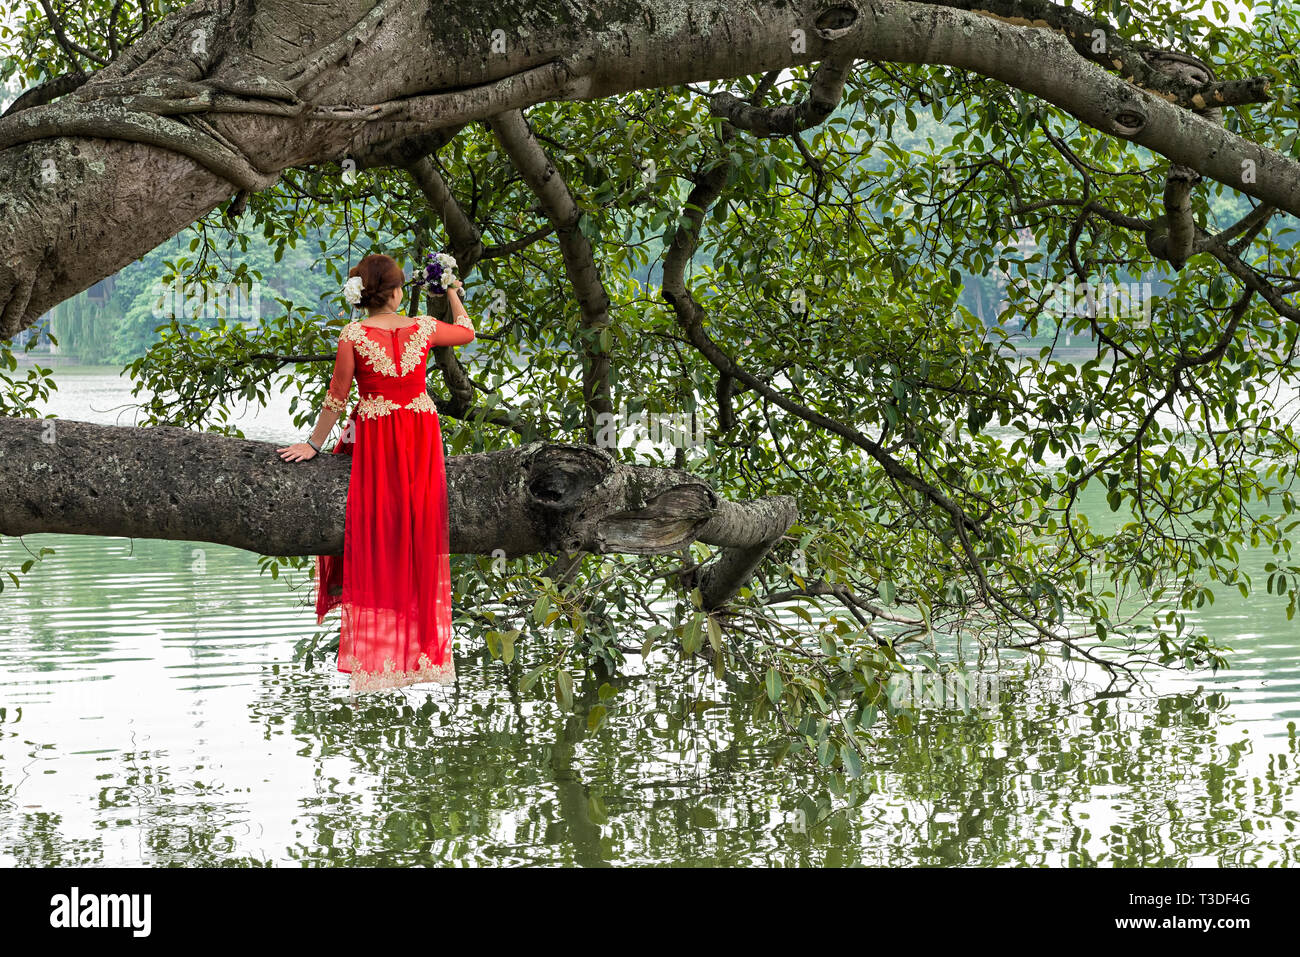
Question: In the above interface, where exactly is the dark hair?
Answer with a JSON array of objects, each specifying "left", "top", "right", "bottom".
[{"left": 348, "top": 254, "right": 405, "bottom": 309}]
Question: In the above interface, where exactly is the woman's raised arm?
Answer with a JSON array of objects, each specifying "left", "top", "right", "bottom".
[
  {"left": 430, "top": 283, "right": 475, "bottom": 346},
  {"left": 431, "top": 317, "right": 475, "bottom": 347}
]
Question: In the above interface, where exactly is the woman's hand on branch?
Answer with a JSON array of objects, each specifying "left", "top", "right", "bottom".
[{"left": 277, "top": 442, "right": 319, "bottom": 462}]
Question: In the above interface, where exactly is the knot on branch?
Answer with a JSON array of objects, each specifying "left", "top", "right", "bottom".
[
  {"left": 815, "top": 3, "right": 858, "bottom": 40},
  {"left": 522, "top": 442, "right": 614, "bottom": 509},
  {"left": 1143, "top": 50, "right": 1215, "bottom": 88},
  {"left": 1111, "top": 100, "right": 1147, "bottom": 136},
  {"left": 1146, "top": 49, "right": 1223, "bottom": 124}
]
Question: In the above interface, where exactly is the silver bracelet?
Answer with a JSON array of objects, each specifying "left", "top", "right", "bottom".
[{"left": 306, "top": 438, "right": 322, "bottom": 453}]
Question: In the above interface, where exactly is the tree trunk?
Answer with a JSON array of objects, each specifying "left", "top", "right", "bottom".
[{"left": 0, "top": 417, "right": 796, "bottom": 609}]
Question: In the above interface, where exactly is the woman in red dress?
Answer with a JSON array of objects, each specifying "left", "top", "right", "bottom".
[{"left": 277, "top": 254, "right": 476, "bottom": 692}]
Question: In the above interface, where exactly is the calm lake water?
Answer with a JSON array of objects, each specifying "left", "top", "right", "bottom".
[{"left": 1, "top": 365, "right": 1298, "bottom": 865}]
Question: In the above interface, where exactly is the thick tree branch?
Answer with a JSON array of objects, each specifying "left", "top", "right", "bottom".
[
  {"left": 707, "top": 50, "right": 859, "bottom": 136},
  {"left": 940, "top": 0, "right": 1270, "bottom": 109},
  {"left": 0, "top": 418, "right": 796, "bottom": 610},
  {"left": 486, "top": 108, "right": 615, "bottom": 440},
  {"left": 1148, "top": 51, "right": 1223, "bottom": 269}
]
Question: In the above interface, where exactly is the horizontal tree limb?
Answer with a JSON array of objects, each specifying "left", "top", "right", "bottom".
[{"left": 0, "top": 417, "right": 797, "bottom": 609}]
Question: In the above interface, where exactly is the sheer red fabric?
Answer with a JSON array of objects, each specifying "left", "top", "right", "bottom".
[{"left": 314, "top": 315, "right": 475, "bottom": 692}]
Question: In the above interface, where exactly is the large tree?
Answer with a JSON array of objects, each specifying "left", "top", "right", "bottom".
[{"left": 2, "top": 0, "right": 1300, "bottom": 789}]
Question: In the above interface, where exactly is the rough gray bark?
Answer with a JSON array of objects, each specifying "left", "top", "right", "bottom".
[
  {"left": 487, "top": 108, "right": 614, "bottom": 442},
  {"left": 1147, "top": 51, "right": 1224, "bottom": 270},
  {"left": 2, "top": 0, "right": 1297, "bottom": 337},
  {"left": 0, "top": 417, "right": 796, "bottom": 609}
]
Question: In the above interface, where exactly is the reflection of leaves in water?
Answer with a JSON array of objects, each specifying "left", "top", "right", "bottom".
[
  {"left": 870, "top": 671, "right": 1300, "bottom": 866},
  {"left": 0, "top": 705, "right": 273, "bottom": 867},
  {"left": 4, "top": 650, "right": 1298, "bottom": 865},
  {"left": 233, "top": 649, "right": 1300, "bottom": 866}
]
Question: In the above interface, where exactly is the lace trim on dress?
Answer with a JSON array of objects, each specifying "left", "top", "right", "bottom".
[
  {"left": 355, "top": 395, "right": 402, "bottom": 419},
  {"left": 354, "top": 392, "right": 438, "bottom": 420},
  {"left": 342, "top": 323, "right": 397, "bottom": 376},
  {"left": 406, "top": 392, "right": 437, "bottom": 414},
  {"left": 342, "top": 651, "right": 456, "bottom": 691},
  {"left": 322, "top": 392, "right": 348, "bottom": 414},
  {"left": 397, "top": 316, "right": 437, "bottom": 374},
  {"left": 341, "top": 316, "right": 437, "bottom": 378}
]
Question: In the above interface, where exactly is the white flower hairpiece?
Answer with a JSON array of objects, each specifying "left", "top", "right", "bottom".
[{"left": 342, "top": 276, "right": 364, "bottom": 306}]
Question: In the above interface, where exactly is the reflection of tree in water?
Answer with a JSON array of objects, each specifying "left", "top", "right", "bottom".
[
  {"left": 0, "top": 707, "right": 100, "bottom": 865},
  {"left": 6, "top": 655, "right": 1297, "bottom": 865},
  {"left": 866, "top": 671, "right": 1300, "bottom": 866},
  {"left": 247, "top": 649, "right": 852, "bottom": 866},
  {"left": 0, "top": 721, "right": 103, "bottom": 866},
  {"left": 236, "top": 647, "right": 1289, "bottom": 863},
  {"left": 1, "top": 809, "right": 104, "bottom": 867},
  {"left": 243, "top": 648, "right": 1300, "bottom": 866}
]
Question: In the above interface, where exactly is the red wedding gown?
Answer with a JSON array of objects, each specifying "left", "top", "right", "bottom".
[{"left": 314, "top": 314, "right": 475, "bottom": 692}]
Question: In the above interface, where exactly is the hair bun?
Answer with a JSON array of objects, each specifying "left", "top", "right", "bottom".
[{"left": 347, "top": 253, "right": 405, "bottom": 309}]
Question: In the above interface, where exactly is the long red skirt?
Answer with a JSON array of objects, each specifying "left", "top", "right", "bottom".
[{"left": 315, "top": 406, "right": 455, "bottom": 691}]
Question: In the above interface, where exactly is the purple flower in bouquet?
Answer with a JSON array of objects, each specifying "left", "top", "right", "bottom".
[{"left": 412, "top": 251, "right": 459, "bottom": 295}]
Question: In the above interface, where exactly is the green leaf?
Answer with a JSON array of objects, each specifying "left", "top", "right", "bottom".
[
  {"left": 766, "top": 667, "right": 784, "bottom": 703},
  {"left": 681, "top": 613, "right": 704, "bottom": 655},
  {"left": 519, "top": 664, "right": 546, "bottom": 693},
  {"left": 587, "top": 793, "right": 607, "bottom": 825},
  {"left": 555, "top": 670, "right": 574, "bottom": 711},
  {"left": 840, "top": 744, "right": 862, "bottom": 779},
  {"left": 532, "top": 593, "right": 551, "bottom": 627}
]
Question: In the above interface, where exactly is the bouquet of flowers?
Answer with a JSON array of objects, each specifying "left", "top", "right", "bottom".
[{"left": 411, "top": 251, "right": 459, "bottom": 295}]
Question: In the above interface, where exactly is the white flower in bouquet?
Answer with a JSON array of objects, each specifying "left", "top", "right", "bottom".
[{"left": 415, "top": 252, "right": 459, "bottom": 293}]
